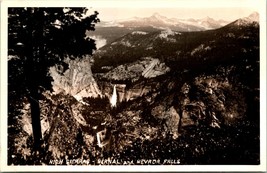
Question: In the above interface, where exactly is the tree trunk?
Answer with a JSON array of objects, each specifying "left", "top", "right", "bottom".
[
  {"left": 28, "top": 88, "right": 42, "bottom": 151},
  {"left": 24, "top": 9, "right": 43, "bottom": 151}
]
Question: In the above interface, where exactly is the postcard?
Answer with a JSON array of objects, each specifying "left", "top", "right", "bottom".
[{"left": 1, "top": 0, "right": 266, "bottom": 172}]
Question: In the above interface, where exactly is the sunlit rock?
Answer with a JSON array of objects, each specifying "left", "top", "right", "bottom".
[{"left": 49, "top": 57, "right": 102, "bottom": 101}]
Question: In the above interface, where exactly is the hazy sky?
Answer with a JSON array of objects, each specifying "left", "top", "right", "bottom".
[
  {"left": 85, "top": 0, "right": 259, "bottom": 21},
  {"left": 1, "top": 0, "right": 260, "bottom": 21},
  {"left": 92, "top": 7, "right": 257, "bottom": 21}
]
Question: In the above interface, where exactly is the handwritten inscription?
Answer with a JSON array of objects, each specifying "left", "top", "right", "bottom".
[
  {"left": 136, "top": 159, "right": 161, "bottom": 164},
  {"left": 49, "top": 158, "right": 181, "bottom": 165},
  {"left": 162, "top": 159, "right": 181, "bottom": 164},
  {"left": 49, "top": 159, "right": 64, "bottom": 165},
  {"left": 66, "top": 159, "right": 90, "bottom": 165},
  {"left": 49, "top": 159, "right": 90, "bottom": 165}
]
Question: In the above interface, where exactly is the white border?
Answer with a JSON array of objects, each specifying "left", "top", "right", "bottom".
[
  {"left": 0, "top": 2, "right": 8, "bottom": 171},
  {"left": 1, "top": 0, "right": 266, "bottom": 172},
  {"left": 0, "top": 0, "right": 260, "bottom": 8},
  {"left": 259, "top": 0, "right": 267, "bottom": 170}
]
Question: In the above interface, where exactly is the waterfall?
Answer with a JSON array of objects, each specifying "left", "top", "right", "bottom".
[
  {"left": 110, "top": 85, "right": 117, "bottom": 107},
  {"left": 96, "top": 132, "right": 102, "bottom": 147}
]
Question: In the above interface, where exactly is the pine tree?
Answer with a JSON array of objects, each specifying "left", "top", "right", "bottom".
[{"left": 8, "top": 7, "right": 99, "bottom": 151}]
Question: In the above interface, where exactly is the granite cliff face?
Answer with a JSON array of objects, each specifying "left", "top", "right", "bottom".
[
  {"left": 49, "top": 57, "right": 102, "bottom": 101},
  {"left": 100, "top": 57, "right": 170, "bottom": 81},
  {"left": 49, "top": 56, "right": 170, "bottom": 103},
  {"left": 98, "top": 81, "right": 154, "bottom": 103}
]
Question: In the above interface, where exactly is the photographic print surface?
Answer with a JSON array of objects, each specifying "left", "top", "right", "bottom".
[{"left": 2, "top": 0, "right": 266, "bottom": 171}]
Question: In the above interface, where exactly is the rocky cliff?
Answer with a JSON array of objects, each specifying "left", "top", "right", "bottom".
[
  {"left": 100, "top": 57, "right": 170, "bottom": 81},
  {"left": 49, "top": 56, "right": 170, "bottom": 103},
  {"left": 49, "top": 57, "right": 102, "bottom": 101}
]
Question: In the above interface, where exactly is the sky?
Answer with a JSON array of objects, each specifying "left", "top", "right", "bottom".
[
  {"left": 1, "top": 0, "right": 260, "bottom": 21},
  {"left": 92, "top": 7, "right": 257, "bottom": 21},
  {"left": 84, "top": 0, "right": 259, "bottom": 21}
]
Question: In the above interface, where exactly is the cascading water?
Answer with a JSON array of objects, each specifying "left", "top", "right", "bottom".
[{"left": 110, "top": 85, "right": 117, "bottom": 107}]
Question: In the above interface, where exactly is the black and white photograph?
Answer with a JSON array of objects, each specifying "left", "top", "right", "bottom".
[{"left": 1, "top": 0, "right": 266, "bottom": 172}]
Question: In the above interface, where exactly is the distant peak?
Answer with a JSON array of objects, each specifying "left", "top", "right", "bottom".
[
  {"left": 247, "top": 11, "right": 259, "bottom": 22},
  {"left": 204, "top": 16, "right": 212, "bottom": 19},
  {"left": 249, "top": 11, "right": 259, "bottom": 17},
  {"left": 230, "top": 11, "right": 259, "bottom": 27},
  {"left": 151, "top": 12, "right": 166, "bottom": 19},
  {"left": 236, "top": 11, "right": 259, "bottom": 24},
  {"left": 152, "top": 12, "right": 161, "bottom": 17},
  {"left": 202, "top": 16, "right": 215, "bottom": 21}
]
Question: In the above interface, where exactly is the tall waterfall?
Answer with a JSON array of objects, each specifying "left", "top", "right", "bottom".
[{"left": 110, "top": 85, "right": 117, "bottom": 107}]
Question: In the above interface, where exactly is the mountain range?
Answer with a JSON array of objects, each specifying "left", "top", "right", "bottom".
[
  {"left": 92, "top": 12, "right": 259, "bottom": 72},
  {"left": 87, "top": 12, "right": 258, "bottom": 49},
  {"left": 97, "top": 12, "right": 230, "bottom": 31}
]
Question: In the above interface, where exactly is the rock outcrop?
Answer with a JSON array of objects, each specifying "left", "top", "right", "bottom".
[
  {"left": 49, "top": 57, "right": 102, "bottom": 101},
  {"left": 101, "top": 57, "right": 170, "bottom": 81}
]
